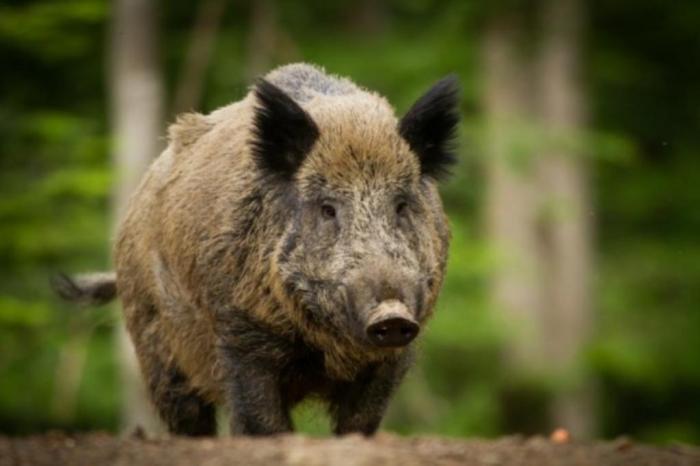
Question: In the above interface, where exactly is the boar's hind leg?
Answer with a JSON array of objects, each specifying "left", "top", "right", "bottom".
[
  {"left": 330, "top": 352, "right": 413, "bottom": 436},
  {"left": 144, "top": 353, "right": 217, "bottom": 436}
]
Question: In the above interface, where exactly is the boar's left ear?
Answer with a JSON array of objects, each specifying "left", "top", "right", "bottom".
[
  {"left": 399, "top": 75, "right": 460, "bottom": 180},
  {"left": 251, "top": 79, "right": 320, "bottom": 179}
]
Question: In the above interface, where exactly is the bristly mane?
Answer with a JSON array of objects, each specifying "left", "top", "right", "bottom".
[{"left": 264, "top": 63, "right": 359, "bottom": 103}]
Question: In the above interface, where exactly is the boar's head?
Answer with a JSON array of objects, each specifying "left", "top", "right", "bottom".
[{"left": 252, "top": 76, "right": 459, "bottom": 350}]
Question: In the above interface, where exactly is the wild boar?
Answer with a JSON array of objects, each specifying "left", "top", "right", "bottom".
[{"left": 54, "top": 63, "right": 459, "bottom": 436}]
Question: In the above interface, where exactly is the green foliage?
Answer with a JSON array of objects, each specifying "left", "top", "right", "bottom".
[{"left": 0, "top": 0, "right": 698, "bottom": 443}]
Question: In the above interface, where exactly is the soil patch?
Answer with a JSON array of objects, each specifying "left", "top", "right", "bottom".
[{"left": 1, "top": 432, "right": 698, "bottom": 466}]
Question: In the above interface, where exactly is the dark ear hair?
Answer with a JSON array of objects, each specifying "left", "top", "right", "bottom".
[
  {"left": 251, "top": 79, "right": 320, "bottom": 179},
  {"left": 399, "top": 75, "right": 460, "bottom": 180}
]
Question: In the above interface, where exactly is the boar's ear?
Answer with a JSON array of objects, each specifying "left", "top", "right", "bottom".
[
  {"left": 399, "top": 75, "right": 460, "bottom": 180},
  {"left": 251, "top": 79, "right": 320, "bottom": 179}
]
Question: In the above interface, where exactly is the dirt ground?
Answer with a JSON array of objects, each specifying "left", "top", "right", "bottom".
[{"left": 1, "top": 432, "right": 698, "bottom": 466}]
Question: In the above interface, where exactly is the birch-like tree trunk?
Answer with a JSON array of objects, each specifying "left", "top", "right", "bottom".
[
  {"left": 482, "top": 17, "right": 546, "bottom": 375},
  {"left": 537, "top": 0, "right": 595, "bottom": 438},
  {"left": 110, "top": 0, "right": 164, "bottom": 433},
  {"left": 483, "top": 2, "right": 595, "bottom": 437}
]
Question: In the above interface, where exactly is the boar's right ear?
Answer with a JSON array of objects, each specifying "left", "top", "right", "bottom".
[{"left": 251, "top": 79, "right": 320, "bottom": 179}]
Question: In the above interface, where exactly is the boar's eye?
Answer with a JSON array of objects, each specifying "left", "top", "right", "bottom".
[
  {"left": 396, "top": 200, "right": 409, "bottom": 217},
  {"left": 321, "top": 204, "right": 337, "bottom": 220}
]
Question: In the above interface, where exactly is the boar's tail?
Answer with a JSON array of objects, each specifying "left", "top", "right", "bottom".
[{"left": 51, "top": 271, "right": 117, "bottom": 306}]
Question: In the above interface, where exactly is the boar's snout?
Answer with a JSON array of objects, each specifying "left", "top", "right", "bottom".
[{"left": 365, "top": 300, "right": 419, "bottom": 348}]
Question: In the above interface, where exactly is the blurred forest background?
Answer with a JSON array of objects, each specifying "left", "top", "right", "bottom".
[{"left": 1, "top": 0, "right": 699, "bottom": 443}]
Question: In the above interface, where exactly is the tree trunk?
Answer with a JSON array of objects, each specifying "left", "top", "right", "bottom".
[
  {"left": 536, "top": 0, "right": 595, "bottom": 438},
  {"left": 245, "top": 0, "right": 277, "bottom": 82},
  {"left": 482, "top": 4, "right": 595, "bottom": 436},
  {"left": 110, "top": 0, "right": 164, "bottom": 434},
  {"left": 172, "top": 0, "right": 227, "bottom": 115},
  {"left": 245, "top": 0, "right": 304, "bottom": 80},
  {"left": 482, "top": 16, "right": 546, "bottom": 375},
  {"left": 50, "top": 318, "right": 91, "bottom": 424},
  {"left": 346, "top": 0, "right": 387, "bottom": 35}
]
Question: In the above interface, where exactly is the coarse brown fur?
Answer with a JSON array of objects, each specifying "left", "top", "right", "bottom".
[{"left": 56, "top": 63, "right": 459, "bottom": 436}]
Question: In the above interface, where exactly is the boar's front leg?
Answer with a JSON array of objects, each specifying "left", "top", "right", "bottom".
[
  {"left": 330, "top": 350, "right": 413, "bottom": 436},
  {"left": 225, "top": 354, "right": 292, "bottom": 435},
  {"left": 217, "top": 312, "right": 293, "bottom": 436}
]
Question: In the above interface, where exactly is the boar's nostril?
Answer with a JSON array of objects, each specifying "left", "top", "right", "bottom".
[{"left": 366, "top": 317, "right": 419, "bottom": 348}]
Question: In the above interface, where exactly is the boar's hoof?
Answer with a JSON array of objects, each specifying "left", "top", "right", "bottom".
[{"left": 366, "top": 317, "right": 419, "bottom": 348}]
